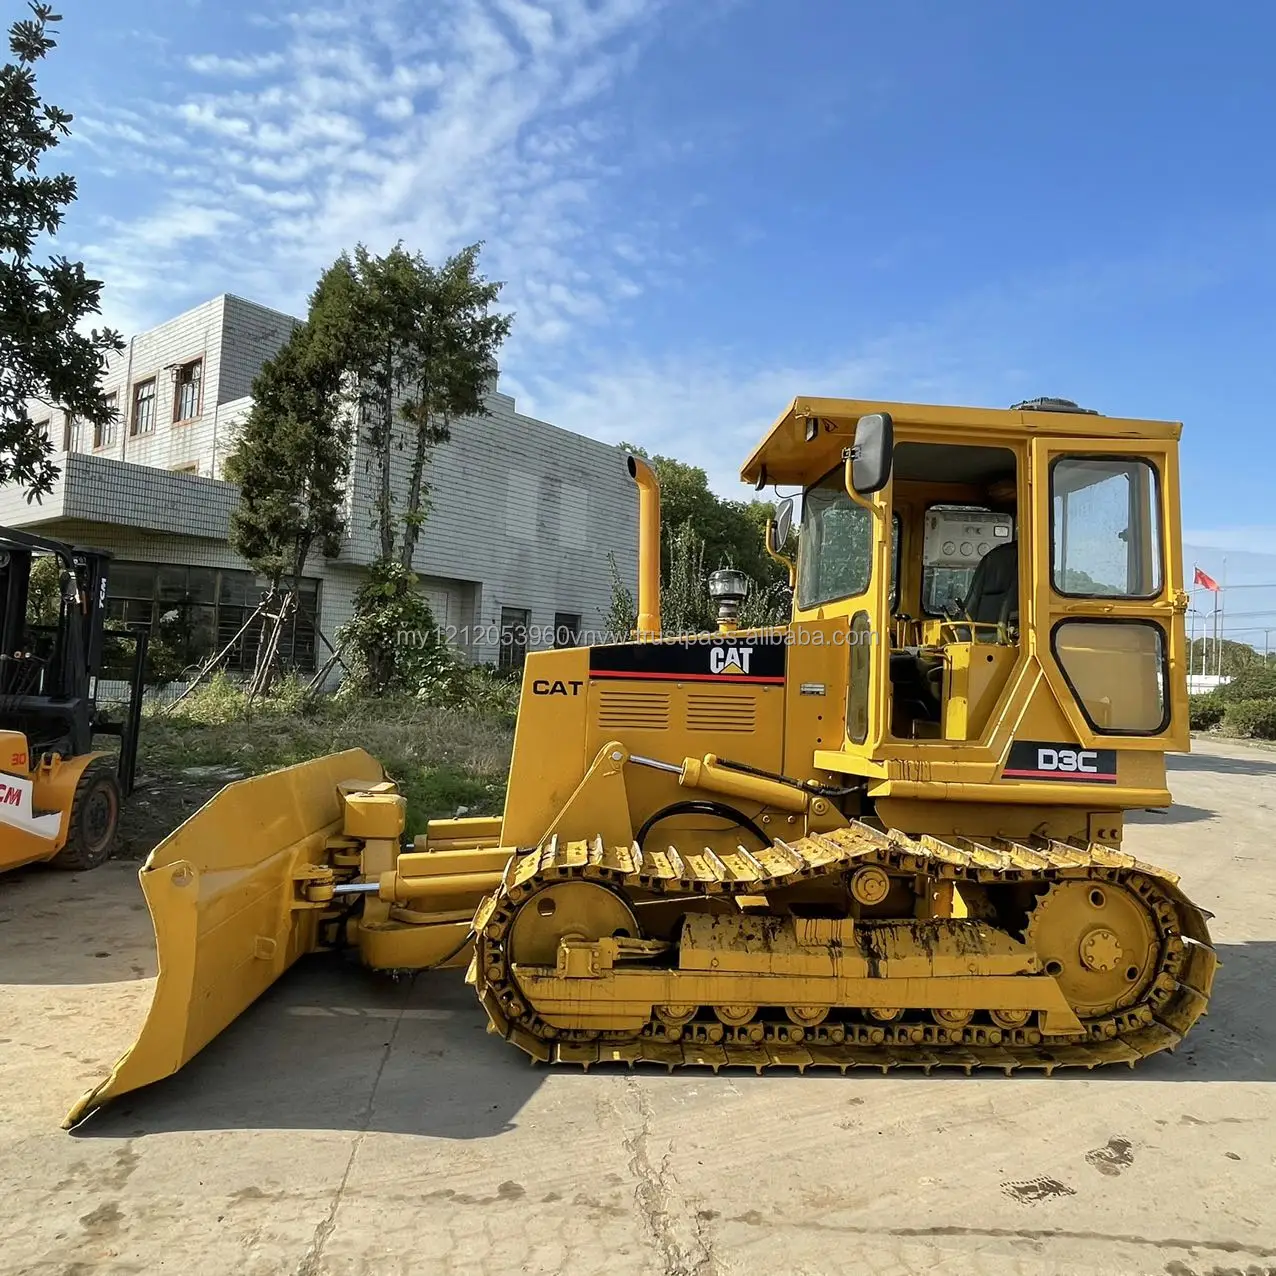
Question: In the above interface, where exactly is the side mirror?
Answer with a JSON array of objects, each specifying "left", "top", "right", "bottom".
[
  {"left": 845, "top": 412, "right": 894, "bottom": 496},
  {"left": 767, "top": 497, "right": 794, "bottom": 554}
]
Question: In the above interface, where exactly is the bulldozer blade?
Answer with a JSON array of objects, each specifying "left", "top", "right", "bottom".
[{"left": 64, "top": 748, "right": 386, "bottom": 1128}]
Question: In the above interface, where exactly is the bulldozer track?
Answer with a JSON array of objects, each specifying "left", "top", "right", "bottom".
[{"left": 471, "top": 821, "right": 1216, "bottom": 1074}]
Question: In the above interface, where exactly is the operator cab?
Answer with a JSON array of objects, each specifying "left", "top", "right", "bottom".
[
  {"left": 795, "top": 438, "right": 1022, "bottom": 740},
  {"left": 749, "top": 395, "right": 1176, "bottom": 758}
]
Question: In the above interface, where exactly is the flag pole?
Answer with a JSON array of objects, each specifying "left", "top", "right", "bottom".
[
  {"left": 1218, "top": 557, "right": 1228, "bottom": 677},
  {"left": 1190, "top": 566, "right": 1198, "bottom": 679},
  {"left": 1212, "top": 586, "right": 1219, "bottom": 680}
]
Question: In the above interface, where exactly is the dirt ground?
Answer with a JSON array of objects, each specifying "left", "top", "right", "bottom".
[{"left": 1, "top": 737, "right": 1274, "bottom": 1276}]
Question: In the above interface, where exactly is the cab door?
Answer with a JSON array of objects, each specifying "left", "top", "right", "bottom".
[
  {"left": 1030, "top": 437, "right": 1189, "bottom": 753},
  {"left": 842, "top": 467, "right": 895, "bottom": 759}
]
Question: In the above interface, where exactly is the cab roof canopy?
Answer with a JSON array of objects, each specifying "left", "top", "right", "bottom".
[{"left": 738, "top": 396, "right": 1182, "bottom": 490}]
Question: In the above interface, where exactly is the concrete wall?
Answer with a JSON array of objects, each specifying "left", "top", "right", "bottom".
[
  {"left": 16, "top": 294, "right": 639, "bottom": 674},
  {"left": 31, "top": 296, "right": 295, "bottom": 481},
  {"left": 341, "top": 389, "right": 637, "bottom": 660}
]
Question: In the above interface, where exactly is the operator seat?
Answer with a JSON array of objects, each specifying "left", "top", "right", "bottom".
[{"left": 963, "top": 541, "right": 1018, "bottom": 627}]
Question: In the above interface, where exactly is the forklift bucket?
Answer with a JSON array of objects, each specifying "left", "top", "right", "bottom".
[{"left": 64, "top": 748, "right": 386, "bottom": 1128}]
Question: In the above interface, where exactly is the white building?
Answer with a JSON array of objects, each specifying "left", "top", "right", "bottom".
[{"left": 3, "top": 294, "right": 638, "bottom": 680}]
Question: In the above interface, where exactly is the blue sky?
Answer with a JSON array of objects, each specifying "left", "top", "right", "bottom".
[{"left": 32, "top": 0, "right": 1276, "bottom": 628}]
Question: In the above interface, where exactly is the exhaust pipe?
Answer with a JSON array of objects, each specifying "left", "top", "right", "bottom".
[{"left": 626, "top": 454, "right": 661, "bottom": 638}]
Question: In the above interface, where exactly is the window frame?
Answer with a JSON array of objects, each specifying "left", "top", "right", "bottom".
[
  {"left": 1049, "top": 616, "right": 1171, "bottom": 736},
  {"left": 1048, "top": 454, "right": 1163, "bottom": 601},
  {"left": 553, "top": 612, "right": 582, "bottom": 649},
  {"left": 131, "top": 378, "right": 157, "bottom": 437},
  {"left": 95, "top": 392, "right": 119, "bottom": 450},
  {"left": 888, "top": 513, "right": 901, "bottom": 613},
  {"left": 796, "top": 462, "right": 874, "bottom": 611},
  {"left": 173, "top": 358, "right": 203, "bottom": 424},
  {"left": 498, "top": 606, "right": 530, "bottom": 672}
]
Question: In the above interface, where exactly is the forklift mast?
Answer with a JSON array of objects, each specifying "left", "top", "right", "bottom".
[{"left": 0, "top": 526, "right": 145, "bottom": 795}]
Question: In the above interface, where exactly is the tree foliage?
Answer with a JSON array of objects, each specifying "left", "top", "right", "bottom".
[
  {"left": 341, "top": 242, "right": 513, "bottom": 569},
  {"left": 616, "top": 445, "right": 795, "bottom": 634},
  {"left": 334, "top": 241, "right": 512, "bottom": 692},
  {"left": 1188, "top": 636, "right": 1272, "bottom": 679},
  {"left": 0, "top": 3, "right": 122, "bottom": 498},
  {"left": 622, "top": 445, "right": 790, "bottom": 590},
  {"left": 224, "top": 261, "right": 354, "bottom": 590}
]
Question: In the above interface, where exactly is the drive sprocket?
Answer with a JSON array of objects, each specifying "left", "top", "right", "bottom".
[{"left": 1022, "top": 878, "right": 1160, "bottom": 1018}]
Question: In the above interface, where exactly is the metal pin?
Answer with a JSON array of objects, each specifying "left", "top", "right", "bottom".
[{"left": 629, "top": 753, "right": 683, "bottom": 775}]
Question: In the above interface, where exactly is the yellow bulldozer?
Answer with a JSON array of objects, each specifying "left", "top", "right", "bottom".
[{"left": 65, "top": 394, "right": 1215, "bottom": 1128}]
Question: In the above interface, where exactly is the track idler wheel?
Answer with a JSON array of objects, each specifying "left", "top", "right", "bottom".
[
  {"left": 1024, "top": 879, "right": 1160, "bottom": 1018},
  {"left": 508, "top": 882, "right": 640, "bottom": 965}
]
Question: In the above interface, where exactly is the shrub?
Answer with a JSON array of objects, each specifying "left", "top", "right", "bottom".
[
  {"left": 1221, "top": 698, "right": 1276, "bottom": 740},
  {"left": 1218, "top": 666, "right": 1276, "bottom": 703},
  {"left": 1189, "top": 692, "right": 1226, "bottom": 730},
  {"left": 339, "top": 559, "right": 449, "bottom": 695}
]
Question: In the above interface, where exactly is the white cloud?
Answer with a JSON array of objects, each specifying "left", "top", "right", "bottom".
[
  {"left": 74, "top": 0, "right": 668, "bottom": 345},
  {"left": 187, "top": 52, "right": 286, "bottom": 76},
  {"left": 507, "top": 343, "right": 912, "bottom": 499}
]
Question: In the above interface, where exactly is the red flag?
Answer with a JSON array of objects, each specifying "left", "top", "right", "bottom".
[{"left": 1194, "top": 567, "right": 1220, "bottom": 592}]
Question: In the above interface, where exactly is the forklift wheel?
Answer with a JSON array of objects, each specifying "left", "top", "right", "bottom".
[{"left": 51, "top": 760, "right": 122, "bottom": 872}]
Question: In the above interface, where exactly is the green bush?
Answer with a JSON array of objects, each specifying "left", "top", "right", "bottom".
[
  {"left": 1221, "top": 698, "right": 1276, "bottom": 740},
  {"left": 1189, "top": 692, "right": 1226, "bottom": 730},
  {"left": 1218, "top": 666, "right": 1276, "bottom": 703}
]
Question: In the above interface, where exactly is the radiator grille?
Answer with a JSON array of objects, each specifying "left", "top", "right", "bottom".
[
  {"left": 598, "top": 688, "right": 671, "bottom": 731},
  {"left": 686, "top": 692, "right": 757, "bottom": 733}
]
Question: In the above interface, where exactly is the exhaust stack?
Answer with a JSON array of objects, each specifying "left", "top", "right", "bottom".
[{"left": 626, "top": 454, "right": 661, "bottom": 638}]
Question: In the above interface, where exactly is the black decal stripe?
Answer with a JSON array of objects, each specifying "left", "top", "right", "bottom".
[
  {"left": 590, "top": 669, "right": 785, "bottom": 685},
  {"left": 1002, "top": 768, "right": 1118, "bottom": 783},
  {"left": 590, "top": 638, "right": 786, "bottom": 680}
]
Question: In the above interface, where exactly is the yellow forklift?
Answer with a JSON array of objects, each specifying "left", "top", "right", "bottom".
[{"left": 1, "top": 526, "right": 146, "bottom": 873}]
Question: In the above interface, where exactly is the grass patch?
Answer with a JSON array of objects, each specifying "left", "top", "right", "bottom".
[{"left": 139, "top": 674, "right": 514, "bottom": 836}]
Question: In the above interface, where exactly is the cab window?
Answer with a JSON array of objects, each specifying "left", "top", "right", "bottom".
[
  {"left": 797, "top": 466, "right": 872, "bottom": 608},
  {"left": 1051, "top": 457, "right": 1162, "bottom": 597}
]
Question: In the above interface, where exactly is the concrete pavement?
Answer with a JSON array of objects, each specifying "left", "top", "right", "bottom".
[{"left": 1, "top": 736, "right": 1274, "bottom": 1275}]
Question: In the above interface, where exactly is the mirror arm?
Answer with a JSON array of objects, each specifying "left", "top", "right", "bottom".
[
  {"left": 764, "top": 520, "right": 796, "bottom": 589},
  {"left": 842, "top": 446, "right": 888, "bottom": 518},
  {"left": 842, "top": 465, "right": 886, "bottom": 519}
]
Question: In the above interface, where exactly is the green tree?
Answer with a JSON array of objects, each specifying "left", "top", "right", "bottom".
[
  {"left": 344, "top": 242, "right": 513, "bottom": 569},
  {"left": 337, "top": 242, "right": 512, "bottom": 691},
  {"left": 618, "top": 444, "right": 795, "bottom": 632},
  {"left": 1189, "top": 636, "right": 1264, "bottom": 679},
  {"left": 621, "top": 445, "right": 790, "bottom": 587},
  {"left": 1, "top": 3, "right": 122, "bottom": 499},
  {"left": 224, "top": 262, "right": 354, "bottom": 593}
]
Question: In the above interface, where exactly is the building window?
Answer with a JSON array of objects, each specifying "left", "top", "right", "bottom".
[
  {"left": 498, "top": 607, "right": 529, "bottom": 672},
  {"left": 171, "top": 463, "right": 199, "bottom": 475},
  {"left": 131, "top": 379, "right": 156, "bottom": 436},
  {"left": 94, "top": 393, "right": 119, "bottom": 449},
  {"left": 104, "top": 562, "right": 320, "bottom": 679},
  {"left": 33, "top": 416, "right": 51, "bottom": 447},
  {"left": 553, "top": 613, "right": 581, "bottom": 648},
  {"left": 173, "top": 359, "right": 203, "bottom": 423}
]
